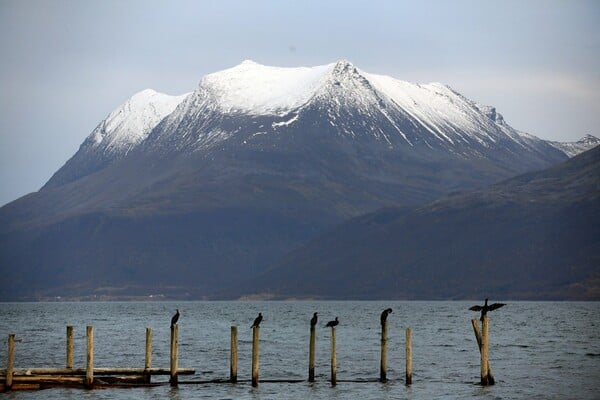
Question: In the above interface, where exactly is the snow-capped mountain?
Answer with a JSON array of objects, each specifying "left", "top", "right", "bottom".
[
  {"left": 44, "top": 89, "right": 189, "bottom": 189},
  {"left": 1, "top": 60, "right": 586, "bottom": 301},
  {"left": 548, "top": 134, "right": 600, "bottom": 157},
  {"left": 45, "top": 60, "right": 582, "bottom": 190}
]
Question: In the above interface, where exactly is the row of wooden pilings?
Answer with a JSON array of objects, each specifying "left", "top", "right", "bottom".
[
  {"left": 233, "top": 321, "right": 412, "bottom": 387},
  {"left": 3, "top": 317, "right": 495, "bottom": 391}
]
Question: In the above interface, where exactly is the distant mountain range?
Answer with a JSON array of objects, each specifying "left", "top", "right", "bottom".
[
  {"left": 0, "top": 60, "right": 597, "bottom": 300},
  {"left": 235, "top": 146, "right": 600, "bottom": 300}
]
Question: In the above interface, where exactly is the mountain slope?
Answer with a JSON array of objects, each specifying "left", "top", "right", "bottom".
[
  {"left": 43, "top": 89, "right": 190, "bottom": 189},
  {"left": 238, "top": 146, "right": 600, "bottom": 300},
  {"left": 0, "top": 60, "right": 578, "bottom": 300}
]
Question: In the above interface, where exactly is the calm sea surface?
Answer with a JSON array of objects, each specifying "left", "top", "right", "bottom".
[{"left": 0, "top": 301, "right": 599, "bottom": 399}]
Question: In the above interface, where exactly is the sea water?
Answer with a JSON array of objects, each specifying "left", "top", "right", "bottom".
[{"left": 0, "top": 301, "right": 598, "bottom": 399}]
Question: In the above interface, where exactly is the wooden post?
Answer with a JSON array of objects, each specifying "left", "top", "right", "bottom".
[
  {"left": 308, "top": 325, "right": 316, "bottom": 382},
  {"left": 85, "top": 326, "right": 94, "bottom": 388},
  {"left": 330, "top": 327, "right": 337, "bottom": 386},
  {"left": 145, "top": 328, "right": 153, "bottom": 369},
  {"left": 170, "top": 324, "right": 178, "bottom": 386},
  {"left": 405, "top": 327, "right": 412, "bottom": 385},
  {"left": 480, "top": 316, "right": 490, "bottom": 385},
  {"left": 471, "top": 319, "right": 495, "bottom": 384},
  {"left": 144, "top": 328, "right": 152, "bottom": 383},
  {"left": 252, "top": 326, "right": 260, "bottom": 387},
  {"left": 5, "top": 334, "right": 15, "bottom": 391},
  {"left": 380, "top": 320, "right": 388, "bottom": 382},
  {"left": 66, "top": 326, "right": 74, "bottom": 369},
  {"left": 230, "top": 326, "right": 238, "bottom": 383}
]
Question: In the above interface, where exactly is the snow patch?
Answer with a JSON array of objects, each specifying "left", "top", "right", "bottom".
[{"left": 272, "top": 114, "right": 299, "bottom": 128}]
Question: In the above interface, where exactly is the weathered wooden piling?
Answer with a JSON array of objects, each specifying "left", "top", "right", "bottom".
[
  {"left": 471, "top": 318, "right": 494, "bottom": 384},
  {"left": 170, "top": 324, "right": 179, "bottom": 386},
  {"left": 480, "top": 316, "right": 490, "bottom": 385},
  {"left": 252, "top": 326, "right": 260, "bottom": 387},
  {"left": 405, "top": 327, "right": 412, "bottom": 385},
  {"left": 330, "top": 326, "right": 337, "bottom": 386},
  {"left": 66, "top": 326, "right": 74, "bottom": 369},
  {"left": 5, "top": 334, "right": 15, "bottom": 391},
  {"left": 85, "top": 326, "right": 93, "bottom": 388},
  {"left": 145, "top": 328, "right": 153, "bottom": 370},
  {"left": 380, "top": 319, "right": 388, "bottom": 382},
  {"left": 308, "top": 325, "right": 316, "bottom": 382},
  {"left": 144, "top": 328, "right": 153, "bottom": 383},
  {"left": 230, "top": 326, "right": 238, "bottom": 383}
]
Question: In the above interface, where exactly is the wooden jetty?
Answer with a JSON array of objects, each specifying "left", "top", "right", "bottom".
[{"left": 1, "top": 325, "right": 194, "bottom": 391}]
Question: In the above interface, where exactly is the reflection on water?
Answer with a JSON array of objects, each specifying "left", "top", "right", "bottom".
[{"left": 0, "top": 301, "right": 599, "bottom": 399}]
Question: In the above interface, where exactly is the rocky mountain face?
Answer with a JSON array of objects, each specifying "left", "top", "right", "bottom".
[
  {"left": 239, "top": 146, "right": 600, "bottom": 300},
  {"left": 0, "top": 60, "right": 587, "bottom": 300}
]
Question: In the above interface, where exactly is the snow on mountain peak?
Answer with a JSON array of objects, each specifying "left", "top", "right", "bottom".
[
  {"left": 89, "top": 89, "right": 190, "bottom": 152},
  {"left": 199, "top": 60, "right": 336, "bottom": 116},
  {"left": 131, "top": 88, "right": 158, "bottom": 98},
  {"left": 331, "top": 59, "right": 355, "bottom": 73},
  {"left": 78, "top": 60, "right": 579, "bottom": 162},
  {"left": 165, "top": 59, "right": 551, "bottom": 152},
  {"left": 580, "top": 134, "right": 600, "bottom": 145},
  {"left": 239, "top": 59, "right": 260, "bottom": 66},
  {"left": 548, "top": 134, "right": 599, "bottom": 157}
]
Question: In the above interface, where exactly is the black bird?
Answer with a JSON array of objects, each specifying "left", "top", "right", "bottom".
[
  {"left": 325, "top": 317, "right": 339, "bottom": 328},
  {"left": 171, "top": 309, "right": 180, "bottom": 327},
  {"left": 310, "top": 312, "right": 318, "bottom": 327},
  {"left": 469, "top": 299, "right": 506, "bottom": 321},
  {"left": 251, "top": 313, "right": 263, "bottom": 329},
  {"left": 380, "top": 308, "right": 393, "bottom": 326}
]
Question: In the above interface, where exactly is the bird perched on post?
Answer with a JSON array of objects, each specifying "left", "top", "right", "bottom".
[
  {"left": 325, "top": 317, "right": 339, "bottom": 328},
  {"left": 171, "top": 309, "right": 180, "bottom": 327},
  {"left": 469, "top": 299, "right": 505, "bottom": 321},
  {"left": 310, "top": 312, "right": 318, "bottom": 328},
  {"left": 380, "top": 308, "right": 393, "bottom": 326},
  {"left": 251, "top": 313, "right": 263, "bottom": 329}
]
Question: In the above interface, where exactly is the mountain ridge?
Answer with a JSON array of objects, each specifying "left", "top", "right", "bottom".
[
  {"left": 235, "top": 146, "right": 600, "bottom": 300},
  {"left": 40, "top": 60, "right": 595, "bottom": 192}
]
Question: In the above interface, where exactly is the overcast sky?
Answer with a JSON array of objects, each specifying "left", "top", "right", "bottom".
[{"left": 1, "top": 0, "right": 599, "bottom": 206}]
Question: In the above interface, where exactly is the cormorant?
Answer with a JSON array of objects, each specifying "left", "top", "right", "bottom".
[
  {"left": 469, "top": 299, "right": 506, "bottom": 321},
  {"left": 325, "top": 317, "right": 339, "bottom": 328},
  {"left": 251, "top": 312, "right": 263, "bottom": 328},
  {"left": 380, "top": 308, "right": 393, "bottom": 326},
  {"left": 310, "top": 312, "right": 318, "bottom": 327},
  {"left": 171, "top": 309, "right": 180, "bottom": 327}
]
